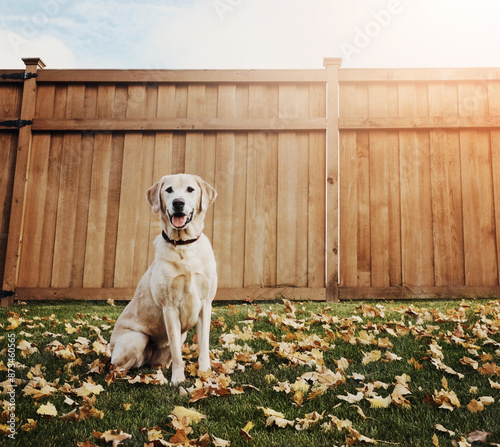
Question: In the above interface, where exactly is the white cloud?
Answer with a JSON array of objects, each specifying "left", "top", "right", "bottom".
[
  {"left": 0, "top": 31, "right": 76, "bottom": 68},
  {"left": 2, "top": 0, "right": 500, "bottom": 69},
  {"left": 145, "top": 1, "right": 351, "bottom": 69}
]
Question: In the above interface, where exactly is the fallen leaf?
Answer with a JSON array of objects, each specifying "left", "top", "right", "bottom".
[
  {"left": 171, "top": 406, "right": 206, "bottom": 425},
  {"left": 213, "top": 435, "right": 231, "bottom": 446},
  {"left": 435, "top": 424, "right": 455, "bottom": 437},
  {"left": 20, "top": 418, "right": 37, "bottom": 432},
  {"left": 367, "top": 394, "right": 392, "bottom": 409},
  {"left": 467, "top": 430, "right": 489, "bottom": 443},
  {"left": 94, "top": 429, "right": 132, "bottom": 446},
  {"left": 37, "top": 402, "right": 57, "bottom": 417},
  {"left": 362, "top": 350, "right": 382, "bottom": 365}
]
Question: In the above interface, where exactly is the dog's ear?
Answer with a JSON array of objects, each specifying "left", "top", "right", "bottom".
[
  {"left": 196, "top": 177, "right": 217, "bottom": 212},
  {"left": 146, "top": 178, "right": 164, "bottom": 213}
]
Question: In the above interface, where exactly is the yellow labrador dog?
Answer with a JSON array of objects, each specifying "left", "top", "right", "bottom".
[{"left": 110, "top": 174, "right": 217, "bottom": 384}]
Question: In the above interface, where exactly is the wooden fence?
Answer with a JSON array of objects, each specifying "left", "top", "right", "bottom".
[
  {"left": 2, "top": 58, "right": 500, "bottom": 305},
  {"left": 0, "top": 58, "right": 335, "bottom": 305},
  {"left": 339, "top": 67, "right": 500, "bottom": 299}
]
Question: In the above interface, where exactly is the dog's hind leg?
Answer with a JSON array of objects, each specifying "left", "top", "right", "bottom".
[
  {"left": 111, "top": 331, "right": 149, "bottom": 370},
  {"left": 148, "top": 331, "right": 187, "bottom": 368}
]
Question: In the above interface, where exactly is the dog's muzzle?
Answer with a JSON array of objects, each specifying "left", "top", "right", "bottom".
[{"left": 168, "top": 209, "right": 194, "bottom": 229}]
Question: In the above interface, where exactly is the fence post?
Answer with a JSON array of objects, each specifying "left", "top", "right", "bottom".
[
  {"left": 1, "top": 58, "right": 45, "bottom": 306},
  {"left": 323, "top": 57, "right": 342, "bottom": 302}
]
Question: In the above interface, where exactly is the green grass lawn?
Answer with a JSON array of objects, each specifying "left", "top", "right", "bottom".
[{"left": 1, "top": 298, "right": 499, "bottom": 447}]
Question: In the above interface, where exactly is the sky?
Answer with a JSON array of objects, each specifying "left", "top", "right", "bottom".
[{"left": 1, "top": 0, "right": 500, "bottom": 70}]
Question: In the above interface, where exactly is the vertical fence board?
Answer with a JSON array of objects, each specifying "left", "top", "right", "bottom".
[
  {"left": 115, "top": 133, "right": 143, "bottom": 287},
  {"left": 83, "top": 134, "right": 113, "bottom": 287},
  {"left": 428, "top": 83, "right": 464, "bottom": 286},
  {"left": 339, "top": 130, "right": 358, "bottom": 287},
  {"left": 398, "top": 84, "right": 433, "bottom": 286},
  {"left": 51, "top": 134, "right": 83, "bottom": 287},
  {"left": 245, "top": 132, "right": 278, "bottom": 287},
  {"left": 491, "top": 130, "right": 500, "bottom": 281},
  {"left": 38, "top": 135, "right": 63, "bottom": 287},
  {"left": 460, "top": 130, "right": 498, "bottom": 286},
  {"left": 308, "top": 131, "right": 326, "bottom": 288},
  {"left": 103, "top": 134, "right": 124, "bottom": 288},
  {"left": 18, "top": 134, "right": 51, "bottom": 287},
  {"left": 147, "top": 132, "right": 174, "bottom": 266},
  {"left": 71, "top": 134, "right": 94, "bottom": 287},
  {"left": 0, "top": 133, "right": 19, "bottom": 288},
  {"left": 97, "top": 85, "right": 115, "bottom": 118}
]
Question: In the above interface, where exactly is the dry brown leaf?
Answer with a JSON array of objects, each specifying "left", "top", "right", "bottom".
[
  {"left": 435, "top": 424, "right": 455, "bottom": 437},
  {"left": 20, "top": 418, "right": 37, "bottom": 432},
  {"left": 467, "top": 430, "right": 490, "bottom": 443},
  {"left": 94, "top": 429, "right": 132, "bottom": 446}
]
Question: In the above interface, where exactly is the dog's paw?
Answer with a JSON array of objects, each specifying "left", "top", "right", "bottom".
[{"left": 171, "top": 367, "right": 185, "bottom": 384}]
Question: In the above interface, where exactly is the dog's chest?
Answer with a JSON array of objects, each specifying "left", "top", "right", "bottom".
[{"left": 151, "top": 237, "right": 216, "bottom": 311}]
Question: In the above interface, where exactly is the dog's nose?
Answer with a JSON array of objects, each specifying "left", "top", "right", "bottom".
[{"left": 172, "top": 198, "right": 185, "bottom": 211}]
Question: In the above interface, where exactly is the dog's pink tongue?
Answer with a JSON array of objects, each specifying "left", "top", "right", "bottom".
[{"left": 172, "top": 215, "right": 188, "bottom": 228}]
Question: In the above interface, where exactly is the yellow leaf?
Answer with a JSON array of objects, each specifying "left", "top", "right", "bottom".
[
  {"left": 0, "top": 424, "right": 12, "bottom": 436},
  {"left": 37, "top": 402, "right": 57, "bottom": 417},
  {"left": 291, "top": 379, "right": 309, "bottom": 393},
  {"left": 367, "top": 394, "right": 392, "bottom": 408},
  {"left": 433, "top": 433, "right": 440, "bottom": 446},
  {"left": 6, "top": 313, "right": 22, "bottom": 330},
  {"left": 242, "top": 421, "right": 254, "bottom": 433},
  {"left": 441, "top": 377, "right": 448, "bottom": 390},
  {"left": 362, "top": 350, "right": 382, "bottom": 365},
  {"left": 147, "top": 428, "right": 163, "bottom": 441},
  {"left": 335, "top": 357, "right": 350, "bottom": 371},
  {"left": 123, "top": 403, "right": 132, "bottom": 411},
  {"left": 258, "top": 407, "right": 285, "bottom": 418},
  {"left": 171, "top": 406, "right": 206, "bottom": 425},
  {"left": 74, "top": 381, "right": 105, "bottom": 397},
  {"left": 265, "top": 374, "right": 277, "bottom": 384}
]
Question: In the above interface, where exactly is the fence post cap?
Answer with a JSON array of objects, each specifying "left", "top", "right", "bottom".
[
  {"left": 22, "top": 58, "right": 46, "bottom": 69},
  {"left": 323, "top": 57, "right": 342, "bottom": 67}
]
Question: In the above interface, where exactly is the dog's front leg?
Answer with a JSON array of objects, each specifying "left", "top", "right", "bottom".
[
  {"left": 163, "top": 306, "right": 185, "bottom": 384},
  {"left": 197, "top": 301, "right": 212, "bottom": 373}
]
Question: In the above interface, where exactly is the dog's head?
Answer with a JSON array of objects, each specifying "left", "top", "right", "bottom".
[{"left": 146, "top": 174, "right": 217, "bottom": 240}]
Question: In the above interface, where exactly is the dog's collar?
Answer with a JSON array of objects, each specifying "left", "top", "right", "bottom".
[{"left": 162, "top": 231, "right": 200, "bottom": 247}]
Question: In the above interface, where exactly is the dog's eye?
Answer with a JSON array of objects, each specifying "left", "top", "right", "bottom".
[
  {"left": 186, "top": 187, "right": 195, "bottom": 193},
  {"left": 165, "top": 187, "right": 173, "bottom": 194}
]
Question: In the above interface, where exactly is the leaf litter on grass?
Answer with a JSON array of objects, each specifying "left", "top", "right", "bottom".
[{"left": 0, "top": 299, "right": 499, "bottom": 446}]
